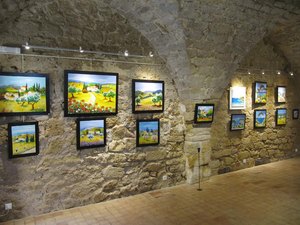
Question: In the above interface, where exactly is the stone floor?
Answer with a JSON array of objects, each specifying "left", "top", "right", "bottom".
[{"left": 1, "top": 157, "right": 300, "bottom": 225}]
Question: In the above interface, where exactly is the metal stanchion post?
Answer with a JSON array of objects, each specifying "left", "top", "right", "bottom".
[{"left": 197, "top": 147, "right": 202, "bottom": 191}]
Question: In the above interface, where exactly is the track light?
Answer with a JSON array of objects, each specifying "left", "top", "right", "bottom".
[
  {"left": 24, "top": 42, "right": 30, "bottom": 50},
  {"left": 277, "top": 71, "right": 281, "bottom": 75},
  {"left": 124, "top": 50, "right": 129, "bottom": 57},
  {"left": 262, "top": 71, "right": 265, "bottom": 75},
  {"left": 248, "top": 71, "right": 251, "bottom": 75},
  {"left": 79, "top": 46, "right": 84, "bottom": 53},
  {"left": 149, "top": 51, "right": 154, "bottom": 57},
  {"left": 290, "top": 72, "right": 294, "bottom": 76}
]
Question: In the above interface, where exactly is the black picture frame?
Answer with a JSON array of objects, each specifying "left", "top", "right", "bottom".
[
  {"left": 8, "top": 122, "right": 39, "bottom": 159},
  {"left": 76, "top": 118, "right": 106, "bottom": 150},
  {"left": 276, "top": 86, "right": 286, "bottom": 103},
  {"left": 276, "top": 108, "right": 287, "bottom": 126},
  {"left": 253, "top": 81, "right": 267, "bottom": 104},
  {"left": 0, "top": 72, "right": 50, "bottom": 116},
  {"left": 292, "top": 109, "right": 299, "bottom": 120},
  {"left": 64, "top": 70, "right": 118, "bottom": 117},
  {"left": 254, "top": 109, "right": 267, "bottom": 128},
  {"left": 194, "top": 104, "right": 215, "bottom": 123},
  {"left": 132, "top": 79, "right": 164, "bottom": 113},
  {"left": 136, "top": 119, "right": 160, "bottom": 147},
  {"left": 230, "top": 114, "right": 246, "bottom": 131}
]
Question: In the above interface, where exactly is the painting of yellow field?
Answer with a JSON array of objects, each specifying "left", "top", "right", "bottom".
[
  {"left": 133, "top": 80, "right": 164, "bottom": 113},
  {"left": 0, "top": 74, "right": 48, "bottom": 115},
  {"left": 66, "top": 71, "right": 118, "bottom": 116},
  {"left": 276, "top": 108, "right": 287, "bottom": 125},
  {"left": 137, "top": 120, "right": 159, "bottom": 146},
  {"left": 11, "top": 124, "right": 37, "bottom": 157},
  {"left": 78, "top": 119, "right": 105, "bottom": 149}
]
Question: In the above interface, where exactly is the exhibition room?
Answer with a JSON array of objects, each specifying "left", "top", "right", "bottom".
[{"left": 0, "top": 0, "right": 299, "bottom": 224}]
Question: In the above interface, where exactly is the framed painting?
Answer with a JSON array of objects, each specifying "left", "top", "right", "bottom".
[
  {"left": 292, "top": 109, "right": 299, "bottom": 120},
  {"left": 8, "top": 122, "right": 39, "bottom": 158},
  {"left": 253, "top": 82, "right": 267, "bottom": 104},
  {"left": 276, "top": 108, "right": 287, "bottom": 126},
  {"left": 64, "top": 70, "right": 118, "bottom": 117},
  {"left": 276, "top": 86, "right": 286, "bottom": 103},
  {"left": 0, "top": 72, "right": 50, "bottom": 116},
  {"left": 254, "top": 109, "right": 267, "bottom": 128},
  {"left": 136, "top": 119, "right": 160, "bottom": 147},
  {"left": 230, "top": 114, "right": 246, "bottom": 131},
  {"left": 194, "top": 104, "right": 215, "bottom": 123},
  {"left": 132, "top": 79, "right": 164, "bottom": 113},
  {"left": 76, "top": 118, "right": 106, "bottom": 150},
  {"left": 229, "top": 86, "right": 246, "bottom": 110}
]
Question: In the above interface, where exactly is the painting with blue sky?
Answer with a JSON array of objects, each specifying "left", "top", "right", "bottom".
[
  {"left": 229, "top": 87, "right": 246, "bottom": 110},
  {"left": 137, "top": 119, "right": 160, "bottom": 146},
  {"left": 230, "top": 114, "right": 246, "bottom": 130},
  {"left": 254, "top": 109, "right": 267, "bottom": 128}
]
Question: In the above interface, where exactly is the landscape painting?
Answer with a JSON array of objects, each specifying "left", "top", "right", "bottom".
[
  {"left": 64, "top": 70, "right": 118, "bottom": 116},
  {"left": 292, "top": 109, "right": 299, "bottom": 120},
  {"left": 8, "top": 122, "right": 39, "bottom": 158},
  {"left": 136, "top": 119, "right": 160, "bottom": 147},
  {"left": 230, "top": 114, "right": 246, "bottom": 131},
  {"left": 276, "top": 108, "right": 287, "bottom": 125},
  {"left": 77, "top": 118, "right": 106, "bottom": 150},
  {"left": 254, "top": 109, "right": 267, "bottom": 128},
  {"left": 194, "top": 104, "right": 215, "bottom": 123},
  {"left": 0, "top": 73, "right": 49, "bottom": 116},
  {"left": 254, "top": 82, "right": 267, "bottom": 104},
  {"left": 229, "top": 86, "right": 246, "bottom": 110},
  {"left": 276, "top": 86, "right": 286, "bottom": 103},
  {"left": 132, "top": 79, "right": 164, "bottom": 113}
]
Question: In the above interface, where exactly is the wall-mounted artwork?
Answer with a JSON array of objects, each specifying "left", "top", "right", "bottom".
[
  {"left": 136, "top": 119, "right": 160, "bottom": 147},
  {"left": 64, "top": 70, "right": 118, "bottom": 117},
  {"left": 194, "top": 104, "right": 214, "bottom": 123},
  {"left": 132, "top": 79, "right": 164, "bottom": 113},
  {"left": 229, "top": 86, "right": 246, "bottom": 110},
  {"left": 276, "top": 86, "right": 286, "bottom": 103},
  {"left": 292, "top": 109, "right": 299, "bottom": 120},
  {"left": 230, "top": 114, "right": 246, "bottom": 131},
  {"left": 8, "top": 122, "right": 39, "bottom": 158},
  {"left": 76, "top": 118, "right": 106, "bottom": 150},
  {"left": 0, "top": 72, "right": 50, "bottom": 116},
  {"left": 253, "top": 82, "right": 267, "bottom": 104},
  {"left": 276, "top": 108, "right": 287, "bottom": 126},
  {"left": 254, "top": 109, "right": 267, "bottom": 128}
]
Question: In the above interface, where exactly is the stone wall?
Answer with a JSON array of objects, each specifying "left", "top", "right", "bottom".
[{"left": 0, "top": 54, "right": 186, "bottom": 221}]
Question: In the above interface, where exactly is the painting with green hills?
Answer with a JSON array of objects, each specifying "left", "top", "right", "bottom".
[
  {"left": 133, "top": 80, "right": 164, "bottom": 113},
  {"left": 65, "top": 71, "right": 118, "bottom": 116},
  {"left": 0, "top": 73, "right": 48, "bottom": 115}
]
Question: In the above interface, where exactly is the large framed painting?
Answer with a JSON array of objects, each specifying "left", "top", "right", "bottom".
[
  {"left": 230, "top": 114, "right": 246, "bottom": 131},
  {"left": 0, "top": 72, "right": 50, "bottom": 116},
  {"left": 253, "top": 82, "right": 267, "bottom": 104},
  {"left": 76, "top": 118, "right": 106, "bottom": 150},
  {"left": 254, "top": 109, "right": 267, "bottom": 128},
  {"left": 132, "top": 79, "right": 164, "bottom": 113},
  {"left": 229, "top": 86, "right": 246, "bottom": 110},
  {"left": 292, "top": 109, "right": 299, "bottom": 120},
  {"left": 136, "top": 119, "right": 160, "bottom": 147},
  {"left": 64, "top": 70, "right": 118, "bottom": 117},
  {"left": 8, "top": 122, "right": 39, "bottom": 159},
  {"left": 194, "top": 104, "right": 214, "bottom": 123},
  {"left": 276, "top": 86, "right": 286, "bottom": 103},
  {"left": 276, "top": 108, "right": 287, "bottom": 126}
]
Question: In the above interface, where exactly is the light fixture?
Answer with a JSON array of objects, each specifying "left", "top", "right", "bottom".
[
  {"left": 124, "top": 50, "right": 129, "bottom": 57},
  {"left": 277, "top": 71, "right": 281, "bottom": 75},
  {"left": 149, "top": 51, "right": 154, "bottom": 57},
  {"left": 247, "top": 71, "right": 251, "bottom": 75},
  {"left": 262, "top": 71, "right": 265, "bottom": 75},
  {"left": 79, "top": 46, "right": 84, "bottom": 53},
  {"left": 24, "top": 42, "right": 30, "bottom": 50},
  {"left": 290, "top": 72, "right": 294, "bottom": 76}
]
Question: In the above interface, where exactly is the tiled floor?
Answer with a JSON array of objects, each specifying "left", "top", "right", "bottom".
[{"left": 1, "top": 157, "right": 300, "bottom": 225}]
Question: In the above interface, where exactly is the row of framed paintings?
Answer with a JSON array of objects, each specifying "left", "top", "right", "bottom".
[
  {"left": 7, "top": 119, "right": 160, "bottom": 159},
  {"left": 0, "top": 71, "right": 165, "bottom": 116}
]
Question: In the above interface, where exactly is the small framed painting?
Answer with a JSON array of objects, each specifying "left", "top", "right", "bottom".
[
  {"left": 194, "top": 104, "right": 214, "bottom": 123},
  {"left": 276, "top": 108, "right": 287, "bottom": 126},
  {"left": 76, "top": 118, "right": 106, "bottom": 150},
  {"left": 0, "top": 72, "right": 50, "bottom": 116},
  {"left": 8, "top": 122, "right": 39, "bottom": 158},
  {"left": 253, "top": 82, "right": 267, "bottom": 104},
  {"left": 64, "top": 70, "right": 118, "bottom": 117},
  {"left": 292, "top": 109, "right": 299, "bottom": 120},
  {"left": 276, "top": 86, "right": 286, "bottom": 103},
  {"left": 254, "top": 109, "right": 267, "bottom": 128},
  {"left": 136, "top": 119, "right": 160, "bottom": 147},
  {"left": 230, "top": 114, "right": 246, "bottom": 131},
  {"left": 229, "top": 87, "right": 246, "bottom": 110},
  {"left": 132, "top": 79, "right": 164, "bottom": 113}
]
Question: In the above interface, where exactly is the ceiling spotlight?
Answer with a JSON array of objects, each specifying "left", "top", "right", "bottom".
[
  {"left": 24, "top": 42, "right": 30, "bottom": 50},
  {"left": 290, "top": 72, "right": 294, "bottom": 76},
  {"left": 79, "top": 46, "right": 84, "bottom": 53},
  {"left": 277, "top": 71, "right": 281, "bottom": 75},
  {"left": 124, "top": 50, "right": 129, "bottom": 57},
  {"left": 247, "top": 71, "right": 251, "bottom": 75},
  {"left": 149, "top": 51, "right": 154, "bottom": 57},
  {"left": 262, "top": 71, "right": 265, "bottom": 75}
]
